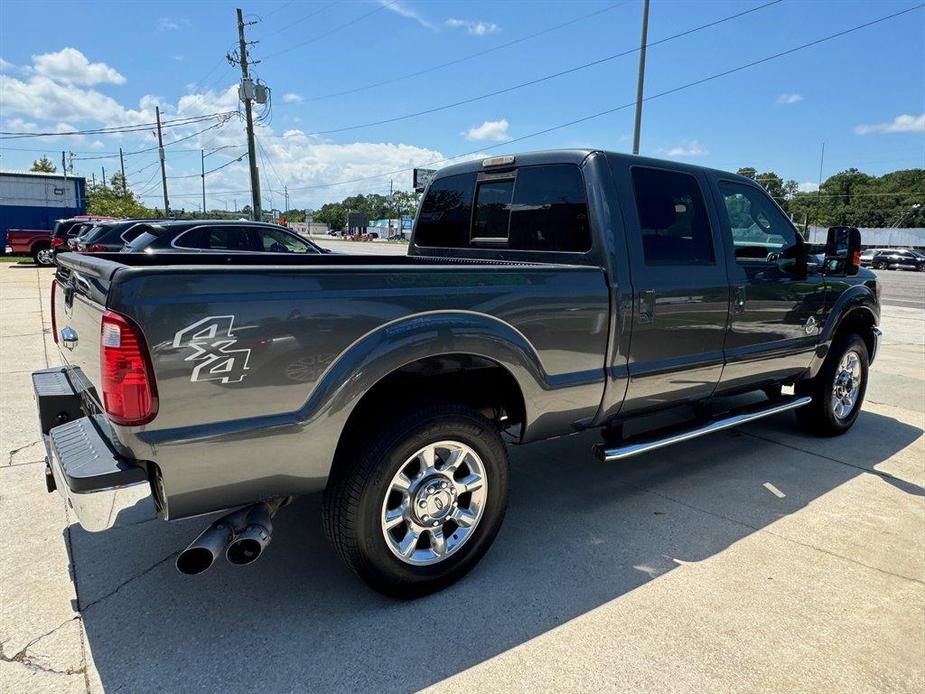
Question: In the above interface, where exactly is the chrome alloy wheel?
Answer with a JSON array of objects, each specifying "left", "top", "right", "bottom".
[
  {"left": 36, "top": 248, "right": 54, "bottom": 266},
  {"left": 381, "top": 440, "right": 488, "bottom": 566},
  {"left": 831, "top": 350, "right": 862, "bottom": 420}
]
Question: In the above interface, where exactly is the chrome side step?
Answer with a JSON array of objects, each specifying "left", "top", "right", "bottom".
[{"left": 596, "top": 395, "right": 812, "bottom": 462}]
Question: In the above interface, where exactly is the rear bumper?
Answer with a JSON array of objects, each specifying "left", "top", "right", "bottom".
[{"left": 32, "top": 368, "right": 154, "bottom": 532}]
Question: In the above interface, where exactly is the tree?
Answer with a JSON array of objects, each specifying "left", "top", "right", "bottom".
[
  {"left": 86, "top": 177, "right": 154, "bottom": 218},
  {"left": 736, "top": 167, "right": 756, "bottom": 180},
  {"left": 30, "top": 156, "right": 57, "bottom": 173}
]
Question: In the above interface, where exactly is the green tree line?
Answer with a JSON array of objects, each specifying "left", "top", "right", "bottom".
[{"left": 738, "top": 167, "right": 924, "bottom": 229}]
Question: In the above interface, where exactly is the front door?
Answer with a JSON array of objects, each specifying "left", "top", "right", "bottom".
[
  {"left": 713, "top": 179, "right": 826, "bottom": 391},
  {"left": 619, "top": 165, "right": 731, "bottom": 414}
]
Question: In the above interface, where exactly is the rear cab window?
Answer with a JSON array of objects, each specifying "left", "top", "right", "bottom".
[{"left": 414, "top": 164, "right": 592, "bottom": 254}]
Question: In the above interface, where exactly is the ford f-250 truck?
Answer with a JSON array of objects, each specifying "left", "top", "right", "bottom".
[{"left": 33, "top": 150, "right": 881, "bottom": 597}]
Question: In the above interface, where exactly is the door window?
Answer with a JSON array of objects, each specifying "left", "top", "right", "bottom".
[
  {"left": 631, "top": 167, "right": 715, "bottom": 265},
  {"left": 257, "top": 228, "right": 314, "bottom": 253},
  {"left": 719, "top": 182, "right": 799, "bottom": 264},
  {"left": 176, "top": 226, "right": 257, "bottom": 251}
]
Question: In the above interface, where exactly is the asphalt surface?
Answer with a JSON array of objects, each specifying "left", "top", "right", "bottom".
[
  {"left": 872, "top": 267, "right": 925, "bottom": 309},
  {"left": 1, "top": 248, "right": 923, "bottom": 693}
]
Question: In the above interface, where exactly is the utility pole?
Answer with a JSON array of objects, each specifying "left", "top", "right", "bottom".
[
  {"left": 284, "top": 185, "right": 289, "bottom": 213},
  {"left": 156, "top": 106, "right": 170, "bottom": 215},
  {"left": 201, "top": 149, "right": 207, "bottom": 213},
  {"left": 119, "top": 147, "right": 126, "bottom": 196},
  {"left": 631, "top": 0, "right": 650, "bottom": 155},
  {"left": 818, "top": 141, "right": 825, "bottom": 187},
  {"left": 233, "top": 7, "right": 262, "bottom": 221},
  {"left": 101, "top": 166, "right": 106, "bottom": 189}
]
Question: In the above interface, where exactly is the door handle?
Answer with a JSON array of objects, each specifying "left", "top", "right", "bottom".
[
  {"left": 638, "top": 290, "right": 655, "bottom": 323},
  {"left": 734, "top": 286, "right": 746, "bottom": 314}
]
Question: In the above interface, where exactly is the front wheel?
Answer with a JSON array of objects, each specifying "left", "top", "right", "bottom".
[
  {"left": 322, "top": 403, "right": 510, "bottom": 598},
  {"left": 796, "top": 333, "right": 869, "bottom": 436}
]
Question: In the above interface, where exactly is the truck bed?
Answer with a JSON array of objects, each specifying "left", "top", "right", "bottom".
[{"left": 53, "top": 251, "right": 611, "bottom": 518}]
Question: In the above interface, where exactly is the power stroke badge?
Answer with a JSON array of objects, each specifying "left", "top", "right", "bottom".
[{"left": 173, "top": 316, "right": 252, "bottom": 384}]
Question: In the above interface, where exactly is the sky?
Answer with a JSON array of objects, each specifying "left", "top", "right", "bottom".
[{"left": 1, "top": 0, "right": 923, "bottom": 212}]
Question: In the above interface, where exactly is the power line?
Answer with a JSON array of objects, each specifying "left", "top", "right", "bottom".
[
  {"left": 169, "top": 153, "right": 247, "bottom": 179},
  {"left": 0, "top": 112, "right": 236, "bottom": 139},
  {"left": 72, "top": 119, "right": 236, "bottom": 160},
  {"left": 304, "top": 1, "right": 633, "bottom": 102},
  {"left": 262, "top": 0, "right": 398, "bottom": 60},
  {"left": 299, "top": 0, "right": 784, "bottom": 137},
  {"left": 135, "top": 4, "right": 924, "bottom": 200},
  {"left": 273, "top": 2, "right": 925, "bottom": 195},
  {"left": 257, "top": 0, "right": 339, "bottom": 41}
]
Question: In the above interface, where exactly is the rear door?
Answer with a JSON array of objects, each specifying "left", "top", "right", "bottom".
[
  {"left": 712, "top": 179, "right": 825, "bottom": 390},
  {"left": 615, "top": 164, "right": 730, "bottom": 413}
]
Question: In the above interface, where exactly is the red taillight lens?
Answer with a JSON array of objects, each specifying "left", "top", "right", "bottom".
[
  {"left": 87, "top": 244, "right": 105, "bottom": 252},
  {"left": 51, "top": 280, "right": 58, "bottom": 344},
  {"left": 52, "top": 237, "right": 65, "bottom": 248},
  {"left": 100, "top": 311, "right": 158, "bottom": 425}
]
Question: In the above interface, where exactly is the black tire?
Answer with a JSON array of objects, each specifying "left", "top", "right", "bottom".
[
  {"left": 795, "top": 333, "right": 869, "bottom": 436},
  {"left": 874, "top": 262, "right": 886, "bottom": 270},
  {"left": 322, "top": 402, "right": 510, "bottom": 598},
  {"left": 31, "top": 243, "right": 54, "bottom": 267}
]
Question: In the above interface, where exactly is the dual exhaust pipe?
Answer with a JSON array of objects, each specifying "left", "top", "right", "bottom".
[{"left": 176, "top": 498, "right": 287, "bottom": 576}]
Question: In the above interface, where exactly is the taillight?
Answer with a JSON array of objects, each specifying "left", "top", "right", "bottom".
[
  {"left": 52, "top": 237, "right": 65, "bottom": 248},
  {"left": 51, "top": 280, "right": 58, "bottom": 344},
  {"left": 100, "top": 311, "right": 158, "bottom": 425},
  {"left": 87, "top": 244, "right": 105, "bottom": 252}
]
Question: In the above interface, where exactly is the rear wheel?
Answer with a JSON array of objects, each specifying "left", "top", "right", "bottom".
[
  {"left": 32, "top": 244, "right": 54, "bottom": 267},
  {"left": 323, "top": 403, "right": 510, "bottom": 598},
  {"left": 796, "top": 333, "right": 868, "bottom": 436}
]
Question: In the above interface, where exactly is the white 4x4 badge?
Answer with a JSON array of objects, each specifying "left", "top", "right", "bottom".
[{"left": 172, "top": 316, "right": 251, "bottom": 384}]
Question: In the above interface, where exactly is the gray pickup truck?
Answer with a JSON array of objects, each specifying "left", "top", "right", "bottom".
[{"left": 34, "top": 150, "right": 881, "bottom": 597}]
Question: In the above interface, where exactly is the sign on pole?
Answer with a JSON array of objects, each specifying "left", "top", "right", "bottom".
[{"left": 413, "top": 168, "right": 437, "bottom": 192}]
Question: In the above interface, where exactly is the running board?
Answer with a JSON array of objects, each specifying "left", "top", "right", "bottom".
[{"left": 596, "top": 395, "right": 812, "bottom": 462}]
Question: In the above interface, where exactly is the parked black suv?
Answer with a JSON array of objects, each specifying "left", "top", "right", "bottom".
[
  {"left": 123, "top": 220, "right": 325, "bottom": 254},
  {"left": 75, "top": 219, "right": 163, "bottom": 253},
  {"left": 870, "top": 248, "right": 925, "bottom": 271}
]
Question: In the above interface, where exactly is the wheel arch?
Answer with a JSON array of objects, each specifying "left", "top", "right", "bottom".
[{"left": 812, "top": 287, "right": 880, "bottom": 375}]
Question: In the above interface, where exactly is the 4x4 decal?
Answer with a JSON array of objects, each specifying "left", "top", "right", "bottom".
[{"left": 172, "top": 315, "right": 251, "bottom": 384}]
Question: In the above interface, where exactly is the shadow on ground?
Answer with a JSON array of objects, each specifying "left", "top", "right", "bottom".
[{"left": 70, "top": 409, "right": 921, "bottom": 693}]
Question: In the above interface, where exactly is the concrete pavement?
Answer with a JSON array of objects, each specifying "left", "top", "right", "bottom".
[{"left": 1, "top": 257, "right": 922, "bottom": 693}]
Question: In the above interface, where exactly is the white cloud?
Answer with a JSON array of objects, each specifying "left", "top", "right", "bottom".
[
  {"left": 32, "top": 48, "right": 125, "bottom": 86},
  {"left": 283, "top": 92, "right": 303, "bottom": 104},
  {"left": 0, "top": 57, "right": 15, "bottom": 72},
  {"left": 156, "top": 17, "right": 189, "bottom": 32},
  {"left": 797, "top": 182, "right": 819, "bottom": 193},
  {"left": 446, "top": 18, "right": 499, "bottom": 36},
  {"left": 381, "top": 1, "right": 437, "bottom": 30},
  {"left": 463, "top": 119, "right": 510, "bottom": 142},
  {"left": 854, "top": 113, "right": 925, "bottom": 135},
  {"left": 776, "top": 93, "right": 803, "bottom": 105},
  {"left": 659, "top": 140, "right": 708, "bottom": 157}
]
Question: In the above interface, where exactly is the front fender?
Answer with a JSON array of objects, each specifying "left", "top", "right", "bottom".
[{"left": 809, "top": 284, "right": 880, "bottom": 376}]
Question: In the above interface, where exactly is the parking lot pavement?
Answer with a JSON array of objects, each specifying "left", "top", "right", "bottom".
[{"left": 1, "top": 260, "right": 922, "bottom": 693}]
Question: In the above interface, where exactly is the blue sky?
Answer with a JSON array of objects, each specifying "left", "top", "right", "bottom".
[{"left": 1, "top": 0, "right": 923, "bottom": 211}]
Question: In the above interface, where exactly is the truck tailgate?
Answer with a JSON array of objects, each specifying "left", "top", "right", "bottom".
[{"left": 53, "top": 253, "right": 124, "bottom": 408}]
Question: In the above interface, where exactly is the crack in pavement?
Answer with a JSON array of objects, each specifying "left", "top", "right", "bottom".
[
  {"left": 7, "top": 440, "right": 42, "bottom": 466},
  {"left": 79, "top": 549, "right": 180, "bottom": 612},
  {"left": 0, "top": 616, "right": 86, "bottom": 677}
]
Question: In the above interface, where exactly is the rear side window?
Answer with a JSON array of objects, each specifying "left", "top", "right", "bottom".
[
  {"left": 631, "top": 167, "right": 714, "bottom": 266},
  {"left": 257, "top": 228, "right": 315, "bottom": 253},
  {"left": 121, "top": 226, "right": 145, "bottom": 243},
  {"left": 415, "top": 165, "right": 591, "bottom": 252}
]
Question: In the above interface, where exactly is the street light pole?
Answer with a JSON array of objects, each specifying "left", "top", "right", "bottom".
[
  {"left": 631, "top": 0, "right": 650, "bottom": 156},
  {"left": 201, "top": 149, "right": 206, "bottom": 213}
]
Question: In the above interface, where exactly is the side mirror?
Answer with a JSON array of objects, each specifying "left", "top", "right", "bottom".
[{"left": 825, "top": 226, "right": 861, "bottom": 276}]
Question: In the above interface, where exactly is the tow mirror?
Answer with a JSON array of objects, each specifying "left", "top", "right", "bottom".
[{"left": 824, "top": 226, "right": 861, "bottom": 276}]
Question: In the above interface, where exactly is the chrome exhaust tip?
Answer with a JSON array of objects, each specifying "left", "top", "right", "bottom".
[
  {"left": 226, "top": 502, "right": 274, "bottom": 566},
  {"left": 175, "top": 507, "right": 250, "bottom": 576}
]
